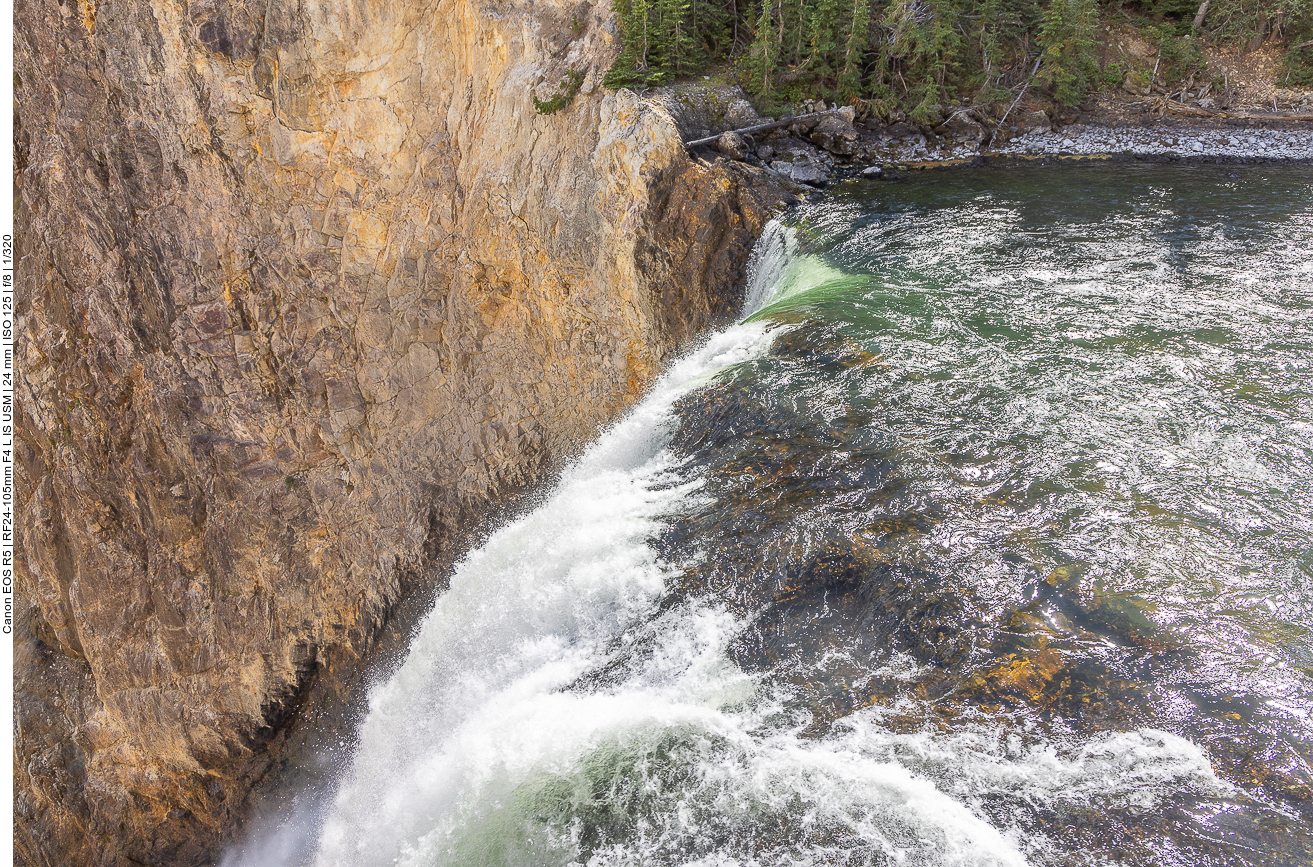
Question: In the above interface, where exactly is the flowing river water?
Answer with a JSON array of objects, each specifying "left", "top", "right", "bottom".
[{"left": 236, "top": 162, "right": 1313, "bottom": 867}]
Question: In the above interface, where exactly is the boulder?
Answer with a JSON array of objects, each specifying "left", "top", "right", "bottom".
[
  {"left": 724, "top": 95, "right": 762, "bottom": 129},
  {"left": 650, "top": 83, "right": 764, "bottom": 140},
  {"left": 810, "top": 115, "right": 860, "bottom": 156},
  {"left": 936, "top": 111, "right": 987, "bottom": 146},
  {"left": 991, "top": 122, "right": 1023, "bottom": 144},
  {"left": 789, "top": 116, "right": 820, "bottom": 136},
  {"left": 1123, "top": 75, "right": 1151, "bottom": 96},
  {"left": 716, "top": 131, "right": 751, "bottom": 160},
  {"left": 770, "top": 160, "right": 830, "bottom": 186},
  {"left": 1023, "top": 109, "right": 1053, "bottom": 133}
]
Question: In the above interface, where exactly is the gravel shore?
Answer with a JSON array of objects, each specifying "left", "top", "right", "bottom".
[
  {"left": 994, "top": 124, "right": 1313, "bottom": 161},
  {"left": 860, "top": 123, "right": 1313, "bottom": 164},
  {"left": 722, "top": 120, "right": 1313, "bottom": 189}
]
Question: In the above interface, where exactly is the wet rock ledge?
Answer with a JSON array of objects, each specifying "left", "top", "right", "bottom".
[{"left": 12, "top": 1, "right": 791, "bottom": 864}]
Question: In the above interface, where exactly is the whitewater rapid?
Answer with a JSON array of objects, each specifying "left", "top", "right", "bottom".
[{"left": 227, "top": 204, "right": 1244, "bottom": 867}]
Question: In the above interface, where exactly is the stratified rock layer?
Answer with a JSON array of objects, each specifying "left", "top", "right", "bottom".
[{"left": 12, "top": 0, "right": 784, "bottom": 863}]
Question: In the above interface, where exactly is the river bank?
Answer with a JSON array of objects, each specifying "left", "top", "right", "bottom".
[
  {"left": 661, "top": 83, "right": 1313, "bottom": 188},
  {"left": 993, "top": 122, "right": 1313, "bottom": 162}
]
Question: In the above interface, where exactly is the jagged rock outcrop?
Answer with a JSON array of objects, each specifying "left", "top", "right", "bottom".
[{"left": 11, "top": 0, "right": 786, "bottom": 863}]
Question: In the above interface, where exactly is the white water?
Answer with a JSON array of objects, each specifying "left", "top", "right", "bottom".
[{"left": 228, "top": 217, "right": 1230, "bottom": 867}]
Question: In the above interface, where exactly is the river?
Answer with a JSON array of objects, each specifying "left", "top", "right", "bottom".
[{"left": 233, "top": 162, "right": 1313, "bottom": 867}]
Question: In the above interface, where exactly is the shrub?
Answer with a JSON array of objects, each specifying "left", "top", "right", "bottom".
[{"left": 533, "top": 70, "right": 585, "bottom": 114}]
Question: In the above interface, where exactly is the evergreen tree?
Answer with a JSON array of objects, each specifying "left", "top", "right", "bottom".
[
  {"left": 746, "top": 0, "right": 778, "bottom": 95},
  {"left": 1036, "top": 0, "right": 1099, "bottom": 105},
  {"left": 837, "top": 0, "right": 872, "bottom": 99},
  {"left": 602, "top": 0, "right": 1301, "bottom": 123},
  {"left": 604, "top": 0, "right": 653, "bottom": 87},
  {"left": 806, "top": 0, "right": 841, "bottom": 79},
  {"left": 882, "top": 0, "right": 965, "bottom": 118},
  {"left": 651, "top": 0, "right": 695, "bottom": 80}
]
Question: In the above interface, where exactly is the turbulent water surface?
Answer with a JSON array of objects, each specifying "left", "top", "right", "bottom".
[{"left": 254, "top": 163, "right": 1313, "bottom": 867}]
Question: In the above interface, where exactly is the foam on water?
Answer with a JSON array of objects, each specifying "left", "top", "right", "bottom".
[
  {"left": 322, "top": 589, "right": 1043, "bottom": 867},
  {"left": 228, "top": 169, "right": 1305, "bottom": 866},
  {"left": 269, "top": 237, "right": 793, "bottom": 866},
  {"left": 312, "top": 325, "right": 782, "bottom": 866},
  {"left": 222, "top": 262, "right": 779, "bottom": 867},
  {"left": 313, "top": 224, "right": 1209, "bottom": 867}
]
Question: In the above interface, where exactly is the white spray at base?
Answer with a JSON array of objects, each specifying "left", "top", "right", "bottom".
[{"left": 227, "top": 220, "right": 1228, "bottom": 867}]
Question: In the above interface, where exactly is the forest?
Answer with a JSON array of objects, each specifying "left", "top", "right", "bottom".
[{"left": 602, "top": 0, "right": 1313, "bottom": 120}]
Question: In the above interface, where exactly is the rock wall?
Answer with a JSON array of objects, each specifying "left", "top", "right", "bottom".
[{"left": 11, "top": 0, "right": 784, "bottom": 862}]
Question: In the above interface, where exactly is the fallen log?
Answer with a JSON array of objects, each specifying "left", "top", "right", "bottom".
[
  {"left": 685, "top": 109, "right": 845, "bottom": 148},
  {"left": 1160, "top": 99, "right": 1313, "bottom": 121},
  {"left": 1163, "top": 101, "right": 1219, "bottom": 118}
]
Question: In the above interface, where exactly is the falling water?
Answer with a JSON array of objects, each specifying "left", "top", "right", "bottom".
[{"left": 231, "top": 162, "right": 1313, "bottom": 867}]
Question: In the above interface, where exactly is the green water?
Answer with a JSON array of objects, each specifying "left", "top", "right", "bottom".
[
  {"left": 308, "top": 163, "right": 1313, "bottom": 867},
  {"left": 659, "top": 162, "right": 1313, "bottom": 865}
]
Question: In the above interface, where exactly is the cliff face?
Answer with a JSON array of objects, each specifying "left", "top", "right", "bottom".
[{"left": 12, "top": 0, "right": 784, "bottom": 862}]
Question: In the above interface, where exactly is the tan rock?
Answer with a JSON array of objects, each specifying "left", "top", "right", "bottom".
[{"left": 12, "top": 0, "right": 789, "bottom": 863}]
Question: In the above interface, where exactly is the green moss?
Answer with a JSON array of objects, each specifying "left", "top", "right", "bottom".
[{"left": 533, "top": 69, "right": 585, "bottom": 115}]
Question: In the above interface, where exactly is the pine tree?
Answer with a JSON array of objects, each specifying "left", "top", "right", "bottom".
[
  {"left": 603, "top": 0, "right": 654, "bottom": 87},
  {"left": 650, "top": 0, "right": 692, "bottom": 81},
  {"left": 746, "top": 0, "right": 778, "bottom": 95},
  {"left": 782, "top": 0, "right": 809, "bottom": 68},
  {"left": 806, "top": 0, "right": 841, "bottom": 79},
  {"left": 837, "top": 0, "right": 871, "bottom": 99},
  {"left": 881, "top": 0, "right": 964, "bottom": 117},
  {"left": 1036, "top": 0, "right": 1099, "bottom": 105}
]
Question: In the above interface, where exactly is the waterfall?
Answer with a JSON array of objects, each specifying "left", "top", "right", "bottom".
[
  {"left": 226, "top": 159, "right": 1313, "bottom": 867},
  {"left": 312, "top": 323, "right": 780, "bottom": 867},
  {"left": 222, "top": 226, "right": 787, "bottom": 867}
]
